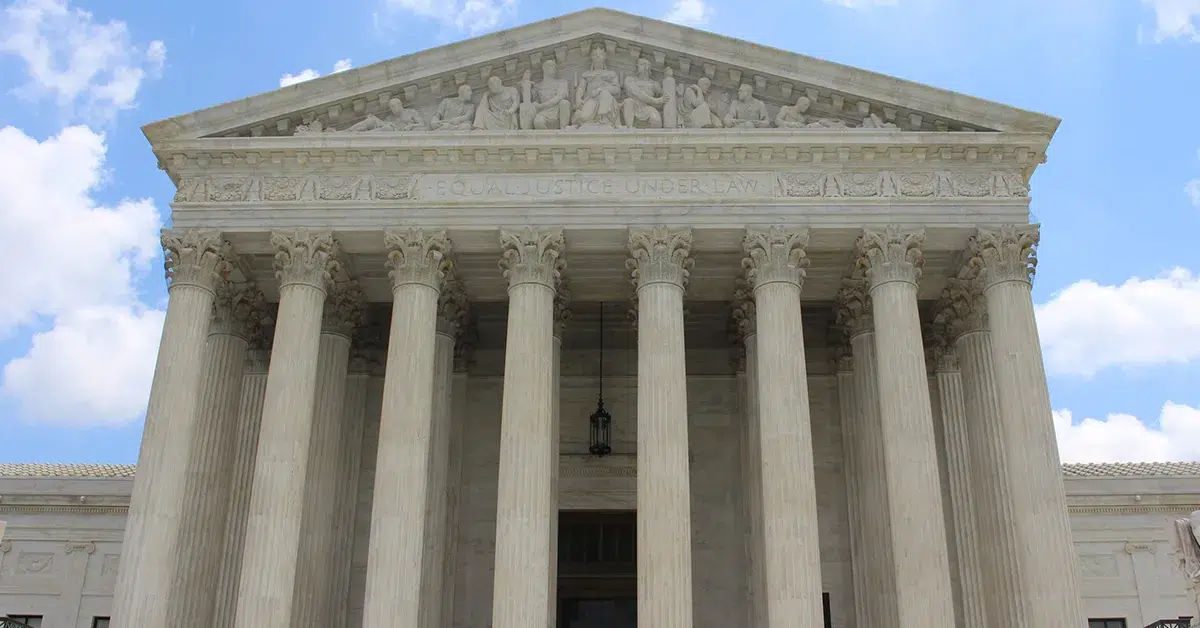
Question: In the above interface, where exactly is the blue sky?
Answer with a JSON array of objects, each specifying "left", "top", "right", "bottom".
[{"left": 0, "top": 0, "right": 1197, "bottom": 463}]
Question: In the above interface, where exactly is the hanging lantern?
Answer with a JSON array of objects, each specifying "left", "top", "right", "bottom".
[{"left": 589, "top": 302, "right": 613, "bottom": 457}]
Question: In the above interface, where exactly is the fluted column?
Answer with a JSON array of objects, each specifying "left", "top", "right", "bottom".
[
  {"left": 332, "top": 355, "right": 370, "bottom": 628},
  {"left": 490, "top": 228, "right": 566, "bottom": 628},
  {"left": 441, "top": 334, "right": 474, "bottom": 628},
  {"left": 742, "top": 227, "right": 823, "bottom": 628},
  {"left": 362, "top": 228, "right": 453, "bottom": 628},
  {"left": 628, "top": 226, "right": 694, "bottom": 628},
  {"left": 833, "top": 349, "right": 867, "bottom": 628},
  {"left": 212, "top": 346, "right": 271, "bottom": 625},
  {"left": 944, "top": 278, "right": 1027, "bottom": 626},
  {"left": 855, "top": 226, "right": 954, "bottom": 628},
  {"left": 420, "top": 280, "right": 468, "bottom": 628},
  {"left": 293, "top": 281, "right": 365, "bottom": 623},
  {"left": 168, "top": 285, "right": 267, "bottom": 628},
  {"left": 835, "top": 281, "right": 898, "bottom": 628},
  {"left": 968, "top": 225, "right": 1086, "bottom": 626},
  {"left": 927, "top": 326, "right": 988, "bottom": 628},
  {"left": 731, "top": 284, "right": 766, "bottom": 628},
  {"left": 235, "top": 230, "right": 338, "bottom": 628},
  {"left": 549, "top": 284, "right": 570, "bottom": 628},
  {"left": 112, "top": 230, "right": 230, "bottom": 628}
]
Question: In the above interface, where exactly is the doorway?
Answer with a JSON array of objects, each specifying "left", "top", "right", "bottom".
[{"left": 557, "top": 510, "right": 637, "bottom": 628}]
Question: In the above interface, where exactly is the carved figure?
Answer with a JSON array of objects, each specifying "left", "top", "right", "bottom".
[
  {"left": 346, "top": 97, "right": 423, "bottom": 132},
  {"left": 859, "top": 112, "right": 900, "bottom": 130},
  {"left": 294, "top": 119, "right": 328, "bottom": 134},
  {"left": 474, "top": 75, "right": 520, "bottom": 131},
  {"left": 1169, "top": 511, "right": 1200, "bottom": 624},
  {"left": 571, "top": 46, "right": 622, "bottom": 129},
  {"left": 622, "top": 57, "right": 665, "bottom": 129},
  {"left": 678, "top": 77, "right": 722, "bottom": 128},
  {"left": 519, "top": 60, "right": 571, "bottom": 130},
  {"left": 724, "top": 84, "right": 770, "bottom": 129},
  {"left": 430, "top": 84, "right": 475, "bottom": 131},
  {"left": 774, "top": 95, "right": 845, "bottom": 129}
]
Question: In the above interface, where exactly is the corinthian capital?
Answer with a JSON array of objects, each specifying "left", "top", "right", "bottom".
[
  {"left": 553, "top": 279, "right": 573, "bottom": 340},
  {"left": 967, "top": 224, "right": 1039, "bottom": 288},
  {"left": 742, "top": 227, "right": 810, "bottom": 289},
  {"left": 271, "top": 229, "right": 338, "bottom": 291},
  {"left": 162, "top": 229, "right": 232, "bottom": 292},
  {"left": 211, "top": 283, "right": 269, "bottom": 342},
  {"left": 499, "top": 227, "right": 566, "bottom": 289},
  {"left": 730, "top": 278, "right": 757, "bottom": 341},
  {"left": 384, "top": 228, "right": 453, "bottom": 290},
  {"left": 937, "top": 278, "right": 988, "bottom": 340},
  {"left": 855, "top": 226, "right": 925, "bottom": 288},
  {"left": 437, "top": 276, "right": 469, "bottom": 337},
  {"left": 627, "top": 226, "right": 694, "bottom": 290},
  {"left": 322, "top": 281, "right": 367, "bottom": 338},
  {"left": 834, "top": 278, "right": 874, "bottom": 338}
]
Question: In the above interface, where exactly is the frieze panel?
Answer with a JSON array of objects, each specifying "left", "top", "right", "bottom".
[{"left": 172, "top": 170, "right": 1027, "bottom": 204}]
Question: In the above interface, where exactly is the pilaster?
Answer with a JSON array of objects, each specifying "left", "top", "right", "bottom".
[{"left": 628, "top": 226, "right": 694, "bottom": 628}]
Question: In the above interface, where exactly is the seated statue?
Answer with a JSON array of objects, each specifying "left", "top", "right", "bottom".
[
  {"left": 774, "top": 95, "right": 845, "bottom": 129},
  {"left": 678, "top": 77, "right": 722, "bottom": 128},
  {"left": 571, "top": 46, "right": 621, "bottom": 128},
  {"left": 519, "top": 60, "right": 571, "bottom": 130},
  {"left": 859, "top": 112, "right": 900, "bottom": 130},
  {"left": 723, "top": 84, "right": 770, "bottom": 129},
  {"left": 474, "top": 75, "right": 520, "bottom": 130},
  {"left": 346, "top": 97, "right": 423, "bottom": 132},
  {"left": 429, "top": 84, "right": 475, "bottom": 131},
  {"left": 622, "top": 57, "right": 665, "bottom": 129},
  {"left": 294, "top": 118, "right": 328, "bottom": 135}
]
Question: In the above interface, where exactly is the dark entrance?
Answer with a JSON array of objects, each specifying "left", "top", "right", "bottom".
[{"left": 556, "top": 510, "right": 636, "bottom": 628}]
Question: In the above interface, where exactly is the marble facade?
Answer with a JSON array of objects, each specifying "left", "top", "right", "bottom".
[{"left": 5, "top": 8, "right": 1188, "bottom": 628}]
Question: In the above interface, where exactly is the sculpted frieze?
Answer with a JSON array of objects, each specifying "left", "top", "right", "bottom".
[{"left": 171, "top": 170, "right": 1028, "bottom": 203}]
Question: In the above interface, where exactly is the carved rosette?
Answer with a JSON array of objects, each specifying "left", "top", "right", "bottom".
[
  {"left": 855, "top": 225, "right": 925, "bottom": 289},
  {"left": 937, "top": 278, "right": 988, "bottom": 341},
  {"left": 553, "top": 279, "right": 573, "bottom": 340},
  {"left": 741, "top": 226, "right": 810, "bottom": 289},
  {"left": 627, "top": 226, "right": 694, "bottom": 291},
  {"left": 162, "top": 229, "right": 232, "bottom": 293},
  {"left": 499, "top": 227, "right": 566, "bottom": 289},
  {"left": 322, "top": 281, "right": 367, "bottom": 338},
  {"left": 271, "top": 229, "right": 338, "bottom": 291},
  {"left": 966, "top": 224, "right": 1040, "bottom": 289},
  {"left": 210, "top": 283, "right": 269, "bottom": 342},
  {"left": 437, "top": 277, "right": 470, "bottom": 337},
  {"left": 833, "top": 278, "right": 874, "bottom": 339},
  {"left": 384, "top": 227, "right": 453, "bottom": 291}
]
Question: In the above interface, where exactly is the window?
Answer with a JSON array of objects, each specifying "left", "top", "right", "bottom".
[
  {"left": 92, "top": 618, "right": 110, "bottom": 628},
  {"left": 822, "top": 592, "right": 831, "bottom": 628},
  {"left": 1089, "top": 620, "right": 1127, "bottom": 628},
  {"left": 4, "top": 617, "right": 43, "bottom": 627}
]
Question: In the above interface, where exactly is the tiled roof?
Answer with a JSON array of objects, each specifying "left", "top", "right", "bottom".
[{"left": 2, "top": 461, "right": 1199, "bottom": 479}]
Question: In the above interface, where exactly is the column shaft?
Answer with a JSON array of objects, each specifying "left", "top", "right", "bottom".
[
  {"left": 957, "top": 330, "right": 1027, "bottom": 625},
  {"left": 362, "top": 228, "right": 451, "bottom": 628},
  {"left": 630, "top": 227, "right": 694, "bottom": 628},
  {"left": 329, "top": 368, "right": 369, "bottom": 628},
  {"left": 441, "top": 369, "right": 470, "bottom": 627},
  {"left": 167, "top": 327, "right": 249, "bottom": 628},
  {"left": 111, "top": 230, "right": 228, "bottom": 628},
  {"left": 420, "top": 328, "right": 457, "bottom": 627},
  {"left": 972, "top": 225, "right": 1085, "bottom": 627},
  {"left": 293, "top": 329, "right": 354, "bottom": 623},
  {"left": 932, "top": 359, "right": 989, "bottom": 627},
  {"left": 743, "top": 334, "right": 766, "bottom": 628},
  {"left": 549, "top": 291, "right": 568, "bottom": 628},
  {"left": 491, "top": 228, "right": 564, "bottom": 628},
  {"left": 857, "top": 227, "right": 955, "bottom": 628},
  {"left": 235, "top": 230, "right": 335, "bottom": 628},
  {"left": 212, "top": 352, "right": 269, "bottom": 625},
  {"left": 835, "top": 360, "right": 868, "bottom": 628}
]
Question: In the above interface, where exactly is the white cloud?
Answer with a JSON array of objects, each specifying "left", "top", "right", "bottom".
[
  {"left": 822, "top": 0, "right": 898, "bottom": 8},
  {"left": 665, "top": 0, "right": 715, "bottom": 26},
  {"left": 2, "top": 306, "right": 165, "bottom": 426},
  {"left": 0, "top": 0, "right": 166, "bottom": 120},
  {"left": 0, "top": 125, "right": 164, "bottom": 425},
  {"left": 1142, "top": 0, "right": 1200, "bottom": 42},
  {"left": 1055, "top": 403, "right": 1200, "bottom": 463},
  {"left": 279, "top": 58, "right": 353, "bottom": 87},
  {"left": 1187, "top": 178, "right": 1200, "bottom": 206},
  {"left": 384, "top": 0, "right": 516, "bottom": 35},
  {"left": 1035, "top": 268, "right": 1200, "bottom": 377}
]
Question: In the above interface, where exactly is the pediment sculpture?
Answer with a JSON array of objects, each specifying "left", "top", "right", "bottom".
[
  {"left": 307, "top": 49, "right": 918, "bottom": 136},
  {"left": 1168, "top": 510, "right": 1200, "bottom": 624}
]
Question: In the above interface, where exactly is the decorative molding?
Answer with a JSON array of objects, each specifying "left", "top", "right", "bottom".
[
  {"left": 627, "top": 226, "right": 693, "bottom": 291},
  {"left": 0, "top": 540, "right": 10, "bottom": 553},
  {"left": 322, "top": 280, "right": 367, "bottom": 338},
  {"left": 742, "top": 226, "right": 810, "bottom": 289},
  {"left": 855, "top": 225, "right": 925, "bottom": 288},
  {"left": 833, "top": 278, "right": 872, "bottom": 339},
  {"left": 271, "top": 229, "right": 338, "bottom": 290},
  {"left": 383, "top": 227, "right": 453, "bottom": 290},
  {"left": 965, "top": 224, "right": 1040, "bottom": 288},
  {"left": 553, "top": 279, "right": 573, "bottom": 340},
  {"left": 437, "top": 276, "right": 470, "bottom": 338},
  {"left": 211, "top": 283, "right": 269, "bottom": 342},
  {"left": 65, "top": 541, "right": 96, "bottom": 555},
  {"left": 18, "top": 552, "right": 53, "bottom": 574},
  {"left": 498, "top": 227, "right": 566, "bottom": 289},
  {"left": 161, "top": 229, "right": 231, "bottom": 291},
  {"left": 1124, "top": 541, "right": 1157, "bottom": 554}
]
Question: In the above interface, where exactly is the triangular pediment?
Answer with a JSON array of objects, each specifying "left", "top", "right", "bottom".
[{"left": 142, "top": 8, "right": 1058, "bottom": 143}]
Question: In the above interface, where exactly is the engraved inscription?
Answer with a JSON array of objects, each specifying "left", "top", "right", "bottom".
[{"left": 414, "top": 172, "right": 777, "bottom": 201}]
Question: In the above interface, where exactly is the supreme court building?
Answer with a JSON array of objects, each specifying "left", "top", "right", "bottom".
[{"left": 24, "top": 8, "right": 1194, "bottom": 628}]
